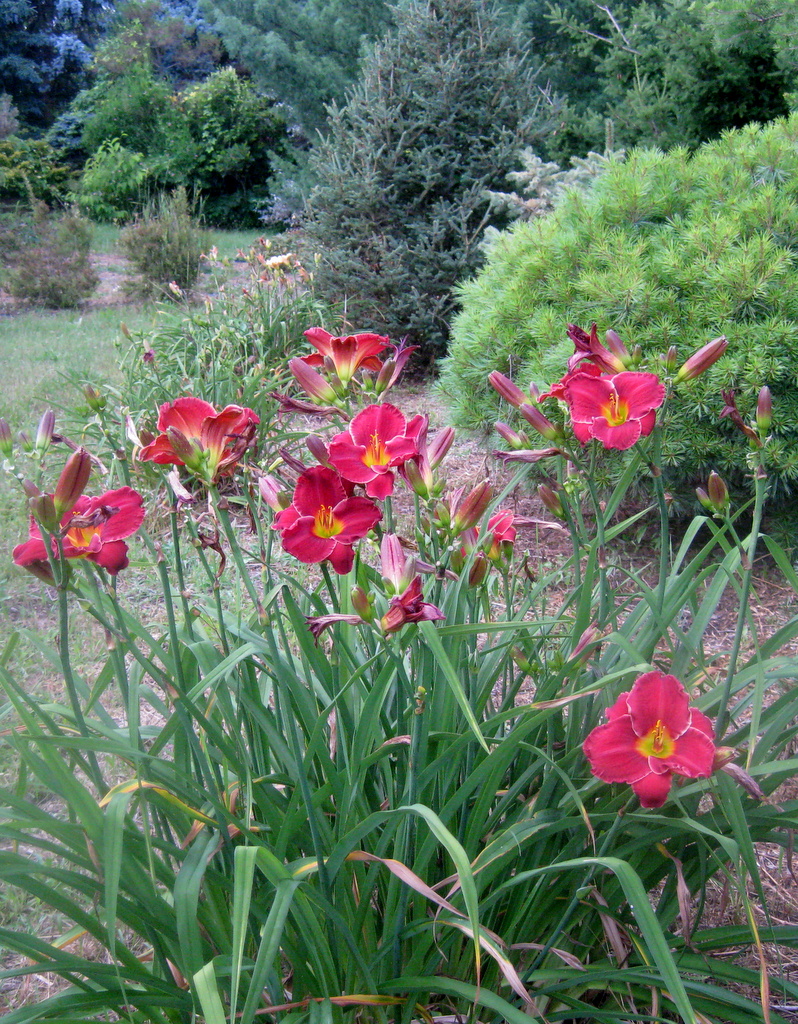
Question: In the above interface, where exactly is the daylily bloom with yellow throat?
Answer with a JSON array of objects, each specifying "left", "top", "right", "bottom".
[
  {"left": 564, "top": 371, "right": 665, "bottom": 450},
  {"left": 583, "top": 671, "right": 715, "bottom": 808},
  {"left": 328, "top": 403, "right": 423, "bottom": 499},
  {"left": 14, "top": 486, "right": 145, "bottom": 580},
  {"left": 273, "top": 466, "right": 381, "bottom": 574}
]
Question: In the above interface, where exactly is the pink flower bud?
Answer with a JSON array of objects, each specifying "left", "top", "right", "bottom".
[
  {"left": 452, "top": 481, "right": 492, "bottom": 532},
  {"left": 538, "top": 484, "right": 564, "bottom": 519},
  {"left": 495, "top": 421, "right": 529, "bottom": 450},
  {"left": 54, "top": 448, "right": 92, "bottom": 518},
  {"left": 35, "top": 410, "right": 55, "bottom": 452},
  {"left": 428, "top": 426, "right": 455, "bottom": 469},
  {"left": 604, "top": 329, "right": 630, "bottom": 363},
  {"left": 258, "top": 474, "right": 290, "bottom": 511},
  {"left": 306, "top": 433, "right": 331, "bottom": 467},
  {"left": 675, "top": 336, "right": 728, "bottom": 383},
  {"left": 289, "top": 358, "right": 338, "bottom": 404},
  {"left": 756, "top": 386, "right": 772, "bottom": 433},
  {"left": 166, "top": 427, "right": 203, "bottom": 469},
  {"left": 351, "top": 585, "right": 374, "bottom": 621},
  {"left": 518, "top": 403, "right": 562, "bottom": 442},
  {"left": 663, "top": 346, "right": 678, "bottom": 372},
  {"left": 707, "top": 471, "right": 729, "bottom": 512},
  {"left": 488, "top": 371, "right": 527, "bottom": 409}
]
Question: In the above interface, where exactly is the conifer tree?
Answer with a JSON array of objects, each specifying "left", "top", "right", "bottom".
[
  {"left": 200, "top": 0, "right": 393, "bottom": 135},
  {"left": 305, "top": 0, "right": 558, "bottom": 363}
]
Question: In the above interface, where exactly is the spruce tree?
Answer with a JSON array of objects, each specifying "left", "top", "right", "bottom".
[{"left": 305, "top": 0, "right": 558, "bottom": 364}]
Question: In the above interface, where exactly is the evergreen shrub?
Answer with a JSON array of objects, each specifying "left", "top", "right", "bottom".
[
  {"left": 441, "top": 114, "right": 798, "bottom": 505},
  {"left": 305, "top": 0, "right": 557, "bottom": 365},
  {"left": 119, "top": 187, "right": 209, "bottom": 296}
]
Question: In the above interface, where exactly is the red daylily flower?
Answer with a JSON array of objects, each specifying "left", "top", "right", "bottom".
[
  {"left": 539, "top": 362, "right": 602, "bottom": 403},
  {"left": 564, "top": 371, "right": 665, "bottom": 450},
  {"left": 301, "top": 328, "right": 390, "bottom": 383},
  {"left": 583, "top": 671, "right": 716, "bottom": 808},
  {"left": 14, "top": 487, "right": 145, "bottom": 580},
  {"left": 328, "top": 404, "right": 423, "bottom": 499},
  {"left": 273, "top": 466, "right": 382, "bottom": 574},
  {"left": 138, "top": 397, "right": 259, "bottom": 483}
]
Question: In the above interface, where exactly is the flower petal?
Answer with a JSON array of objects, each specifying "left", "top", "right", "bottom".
[
  {"left": 92, "top": 488, "right": 146, "bottom": 542},
  {"left": 333, "top": 496, "right": 383, "bottom": 539},
  {"left": 588, "top": 416, "right": 642, "bottom": 451},
  {"left": 627, "top": 671, "right": 690, "bottom": 738},
  {"left": 87, "top": 539, "right": 130, "bottom": 575},
  {"left": 291, "top": 467, "right": 346, "bottom": 516},
  {"left": 613, "top": 372, "right": 666, "bottom": 418},
  {"left": 328, "top": 540, "right": 355, "bottom": 574},
  {"left": 280, "top": 518, "right": 335, "bottom": 564},
  {"left": 632, "top": 770, "right": 673, "bottom": 808},
  {"left": 156, "top": 397, "right": 217, "bottom": 437},
  {"left": 348, "top": 403, "right": 406, "bottom": 446},
  {"left": 583, "top": 716, "right": 651, "bottom": 783},
  {"left": 666, "top": 724, "right": 716, "bottom": 778}
]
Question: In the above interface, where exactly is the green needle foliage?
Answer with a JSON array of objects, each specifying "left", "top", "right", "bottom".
[
  {"left": 306, "top": 0, "right": 559, "bottom": 365},
  {"left": 441, "top": 113, "right": 798, "bottom": 507}
]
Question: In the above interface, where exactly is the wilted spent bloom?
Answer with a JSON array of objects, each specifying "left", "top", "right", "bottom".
[
  {"left": 380, "top": 576, "right": 444, "bottom": 634},
  {"left": 719, "top": 390, "right": 761, "bottom": 448},
  {"left": 674, "top": 336, "right": 728, "bottom": 384}
]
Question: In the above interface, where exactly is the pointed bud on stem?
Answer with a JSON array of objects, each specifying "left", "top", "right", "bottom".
[
  {"left": 675, "top": 336, "right": 728, "bottom": 383},
  {"left": 54, "top": 448, "right": 92, "bottom": 519}
]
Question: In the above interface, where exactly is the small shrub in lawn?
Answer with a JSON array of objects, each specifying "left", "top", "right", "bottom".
[
  {"left": 0, "top": 137, "right": 72, "bottom": 205},
  {"left": 441, "top": 112, "right": 798, "bottom": 507},
  {"left": 2, "top": 316, "right": 798, "bottom": 1022},
  {"left": 119, "top": 187, "right": 208, "bottom": 296},
  {"left": 3, "top": 203, "right": 98, "bottom": 309}
]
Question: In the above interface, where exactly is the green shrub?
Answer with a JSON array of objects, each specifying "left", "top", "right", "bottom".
[
  {"left": 75, "top": 138, "right": 150, "bottom": 223},
  {"left": 305, "top": 0, "right": 558, "bottom": 366},
  {"left": 0, "top": 137, "right": 72, "bottom": 204},
  {"left": 3, "top": 204, "right": 98, "bottom": 309},
  {"left": 119, "top": 187, "right": 208, "bottom": 296},
  {"left": 441, "top": 113, "right": 798, "bottom": 505}
]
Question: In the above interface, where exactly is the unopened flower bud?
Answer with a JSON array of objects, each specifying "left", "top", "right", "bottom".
[
  {"left": 30, "top": 493, "right": 58, "bottom": 531},
  {"left": 756, "top": 386, "right": 772, "bottom": 433},
  {"left": 518, "top": 403, "right": 562, "bottom": 442},
  {"left": 306, "top": 434, "right": 331, "bottom": 467},
  {"left": 0, "top": 418, "right": 13, "bottom": 456},
  {"left": 428, "top": 426, "right": 455, "bottom": 469},
  {"left": 258, "top": 474, "right": 290, "bottom": 511},
  {"left": 22, "top": 479, "right": 41, "bottom": 499},
  {"left": 467, "top": 553, "right": 490, "bottom": 587},
  {"left": 166, "top": 427, "right": 202, "bottom": 468},
  {"left": 604, "top": 328, "right": 630, "bottom": 363},
  {"left": 54, "top": 448, "right": 92, "bottom": 518},
  {"left": 537, "top": 483, "right": 564, "bottom": 519},
  {"left": 488, "top": 371, "right": 527, "bottom": 409},
  {"left": 18, "top": 430, "right": 32, "bottom": 452},
  {"left": 675, "top": 336, "right": 728, "bottom": 383},
  {"left": 495, "top": 421, "right": 528, "bottom": 450},
  {"left": 707, "top": 471, "right": 729, "bottom": 512},
  {"left": 83, "top": 385, "right": 106, "bottom": 412},
  {"left": 289, "top": 358, "right": 338, "bottom": 404},
  {"left": 351, "top": 585, "right": 374, "bottom": 621},
  {"left": 712, "top": 746, "right": 737, "bottom": 771},
  {"left": 452, "top": 481, "right": 492, "bottom": 532},
  {"left": 629, "top": 344, "right": 643, "bottom": 367},
  {"left": 35, "top": 410, "right": 55, "bottom": 453},
  {"left": 663, "top": 346, "right": 678, "bottom": 372}
]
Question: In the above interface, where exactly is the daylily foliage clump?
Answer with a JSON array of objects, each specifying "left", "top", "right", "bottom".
[{"left": 2, "top": 314, "right": 798, "bottom": 1024}]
